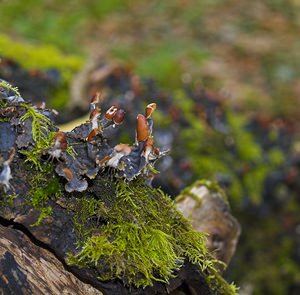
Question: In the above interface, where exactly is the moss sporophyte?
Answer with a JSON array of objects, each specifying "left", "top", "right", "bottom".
[{"left": 0, "top": 81, "right": 238, "bottom": 294}]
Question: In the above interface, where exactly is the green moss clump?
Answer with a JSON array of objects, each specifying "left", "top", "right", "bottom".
[
  {"left": 176, "top": 179, "right": 227, "bottom": 206},
  {"left": 27, "top": 172, "right": 63, "bottom": 227},
  {"left": 67, "top": 178, "right": 238, "bottom": 294},
  {"left": 0, "top": 194, "right": 17, "bottom": 210},
  {"left": 71, "top": 198, "right": 108, "bottom": 239}
]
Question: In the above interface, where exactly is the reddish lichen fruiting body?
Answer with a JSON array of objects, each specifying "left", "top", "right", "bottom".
[
  {"left": 136, "top": 114, "right": 149, "bottom": 142},
  {"left": 63, "top": 167, "right": 74, "bottom": 181},
  {"left": 106, "top": 143, "right": 132, "bottom": 168},
  {"left": 105, "top": 106, "right": 118, "bottom": 120},
  {"left": 48, "top": 131, "right": 68, "bottom": 159},
  {"left": 86, "top": 128, "right": 98, "bottom": 142},
  {"left": 113, "top": 109, "right": 126, "bottom": 125},
  {"left": 54, "top": 131, "right": 68, "bottom": 151},
  {"left": 142, "top": 136, "right": 154, "bottom": 161},
  {"left": 90, "top": 92, "right": 101, "bottom": 110}
]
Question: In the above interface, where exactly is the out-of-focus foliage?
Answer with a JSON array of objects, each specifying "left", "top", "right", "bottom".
[
  {"left": 2, "top": 0, "right": 300, "bottom": 114},
  {"left": 0, "top": 35, "right": 83, "bottom": 108}
]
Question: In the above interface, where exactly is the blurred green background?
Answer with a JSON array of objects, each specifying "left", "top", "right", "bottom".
[
  {"left": 1, "top": 1, "right": 300, "bottom": 294},
  {"left": 2, "top": 0, "right": 300, "bottom": 113}
]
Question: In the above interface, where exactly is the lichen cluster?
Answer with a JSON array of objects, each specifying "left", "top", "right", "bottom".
[{"left": 0, "top": 81, "right": 238, "bottom": 294}]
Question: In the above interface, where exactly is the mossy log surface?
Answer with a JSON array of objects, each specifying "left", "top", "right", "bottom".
[
  {"left": 0, "top": 80, "right": 237, "bottom": 294},
  {"left": 0, "top": 202, "right": 210, "bottom": 295}
]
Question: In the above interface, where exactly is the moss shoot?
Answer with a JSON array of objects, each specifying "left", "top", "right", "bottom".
[{"left": 0, "top": 79, "right": 21, "bottom": 97}]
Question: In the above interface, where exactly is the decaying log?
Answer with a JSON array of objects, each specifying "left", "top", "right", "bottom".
[{"left": 0, "top": 80, "right": 238, "bottom": 295}]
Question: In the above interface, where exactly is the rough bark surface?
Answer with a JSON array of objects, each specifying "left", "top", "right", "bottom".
[{"left": 0, "top": 224, "right": 103, "bottom": 295}]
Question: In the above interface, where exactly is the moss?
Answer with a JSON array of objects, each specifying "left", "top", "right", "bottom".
[
  {"left": 71, "top": 198, "right": 109, "bottom": 239},
  {"left": 175, "top": 186, "right": 202, "bottom": 205},
  {"left": 0, "top": 194, "right": 17, "bottom": 210},
  {"left": 17, "top": 101, "right": 63, "bottom": 221},
  {"left": 175, "top": 190, "right": 201, "bottom": 205},
  {"left": 67, "top": 178, "right": 238, "bottom": 294},
  {"left": 197, "top": 179, "right": 223, "bottom": 192},
  {"left": 30, "top": 176, "right": 62, "bottom": 208},
  {"left": 0, "top": 79, "right": 21, "bottom": 97},
  {"left": 0, "top": 84, "right": 61, "bottom": 223},
  {"left": 19, "top": 103, "right": 55, "bottom": 171},
  {"left": 30, "top": 206, "right": 53, "bottom": 227},
  {"left": 27, "top": 172, "right": 63, "bottom": 226},
  {"left": 0, "top": 34, "right": 82, "bottom": 77}
]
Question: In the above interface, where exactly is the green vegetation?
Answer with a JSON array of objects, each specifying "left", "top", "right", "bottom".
[
  {"left": 0, "top": 34, "right": 82, "bottom": 75},
  {"left": 0, "top": 195, "right": 17, "bottom": 209},
  {"left": 19, "top": 103, "right": 54, "bottom": 171},
  {"left": 68, "top": 178, "right": 237, "bottom": 293},
  {"left": 26, "top": 167, "right": 62, "bottom": 227},
  {"left": 176, "top": 179, "right": 227, "bottom": 204},
  {"left": 2, "top": 91, "right": 64, "bottom": 223}
]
